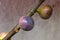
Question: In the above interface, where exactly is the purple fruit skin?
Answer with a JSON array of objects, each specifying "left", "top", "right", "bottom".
[{"left": 19, "top": 16, "right": 34, "bottom": 31}]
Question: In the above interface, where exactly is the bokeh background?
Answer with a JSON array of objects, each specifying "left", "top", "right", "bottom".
[{"left": 0, "top": 0, "right": 60, "bottom": 40}]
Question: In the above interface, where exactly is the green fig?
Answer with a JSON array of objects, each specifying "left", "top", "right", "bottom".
[
  {"left": 0, "top": 32, "right": 11, "bottom": 40},
  {"left": 37, "top": 5, "right": 53, "bottom": 19}
]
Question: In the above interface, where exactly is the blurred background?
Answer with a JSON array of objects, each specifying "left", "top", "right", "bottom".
[{"left": 0, "top": 0, "right": 60, "bottom": 40}]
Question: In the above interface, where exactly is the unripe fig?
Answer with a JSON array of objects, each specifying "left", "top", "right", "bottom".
[{"left": 37, "top": 5, "right": 53, "bottom": 19}]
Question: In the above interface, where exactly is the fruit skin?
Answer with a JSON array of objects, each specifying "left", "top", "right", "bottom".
[
  {"left": 0, "top": 32, "right": 7, "bottom": 40},
  {"left": 19, "top": 16, "right": 34, "bottom": 31},
  {"left": 37, "top": 5, "right": 53, "bottom": 19},
  {"left": 0, "top": 32, "right": 11, "bottom": 40}
]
